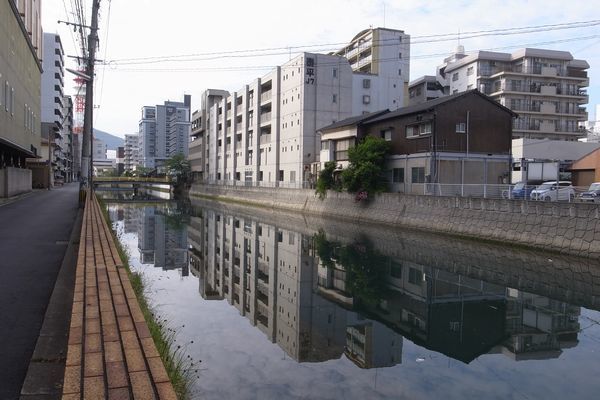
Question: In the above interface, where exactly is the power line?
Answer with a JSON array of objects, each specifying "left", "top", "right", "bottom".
[
  {"left": 105, "top": 19, "right": 600, "bottom": 65},
  {"left": 95, "top": 0, "right": 112, "bottom": 125},
  {"left": 102, "top": 34, "right": 600, "bottom": 73}
]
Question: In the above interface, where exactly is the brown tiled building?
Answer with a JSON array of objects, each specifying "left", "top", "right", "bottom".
[{"left": 319, "top": 90, "right": 516, "bottom": 195}]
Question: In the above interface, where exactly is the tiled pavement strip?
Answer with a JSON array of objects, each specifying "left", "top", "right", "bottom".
[{"left": 62, "top": 193, "right": 177, "bottom": 399}]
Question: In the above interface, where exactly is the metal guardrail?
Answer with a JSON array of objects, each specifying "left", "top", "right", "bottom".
[
  {"left": 199, "top": 180, "right": 600, "bottom": 204},
  {"left": 403, "top": 183, "right": 597, "bottom": 203},
  {"left": 94, "top": 176, "right": 173, "bottom": 183}
]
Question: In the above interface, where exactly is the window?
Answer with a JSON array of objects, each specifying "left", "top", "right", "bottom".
[
  {"left": 399, "top": 52, "right": 402, "bottom": 59},
  {"left": 362, "top": 95, "right": 371, "bottom": 104},
  {"left": 409, "top": 267, "right": 423, "bottom": 284},
  {"left": 467, "top": 66, "right": 474, "bottom": 76},
  {"left": 259, "top": 171, "right": 264, "bottom": 181},
  {"left": 452, "top": 72, "right": 459, "bottom": 82},
  {"left": 279, "top": 170, "right": 284, "bottom": 181},
  {"left": 398, "top": 69, "right": 402, "bottom": 76},
  {"left": 321, "top": 140, "right": 330, "bottom": 150},
  {"left": 390, "top": 262, "right": 402, "bottom": 278},
  {"left": 392, "top": 168, "right": 404, "bottom": 183},
  {"left": 381, "top": 129, "right": 392, "bottom": 141},
  {"left": 406, "top": 122, "right": 431, "bottom": 137},
  {"left": 363, "top": 79, "right": 371, "bottom": 89},
  {"left": 332, "top": 94, "right": 337, "bottom": 103},
  {"left": 411, "top": 167, "right": 425, "bottom": 183},
  {"left": 332, "top": 68, "right": 337, "bottom": 78},
  {"left": 456, "top": 122, "right": 466, "bottom": 133},
  {"left": 290, "top": 171, "right": 296, "bottom": 183},
  {"left": 334, "top": 138, "right": 353, "bottom": 161}
]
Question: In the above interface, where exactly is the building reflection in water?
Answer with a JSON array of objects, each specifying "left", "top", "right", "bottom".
[
  {"left": 118, "top": 204, "right": 189, "bottom": 275},
  {"left": 185, "top": 205, "right": 583, "bottom": 368}
]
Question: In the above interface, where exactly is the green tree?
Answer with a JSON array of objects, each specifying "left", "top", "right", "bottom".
[
  {"left": 133, "top": 165, "right": 152, "bottom": 177},
  {"left": 315, "top": 161, "right": 338, "bottom": 198},
  {"left": 341, "top": 136, "right": 390, "bottom": 194},
  {"left": 165, "top": 153, "right": 190, "bottom": 181}
]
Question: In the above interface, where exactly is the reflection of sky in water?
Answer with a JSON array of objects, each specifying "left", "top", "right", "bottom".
[{"left": 111, "top": 210, "right": 600, "bottom": 400}]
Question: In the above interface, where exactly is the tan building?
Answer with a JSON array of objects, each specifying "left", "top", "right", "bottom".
[
  {"left": 568, "top": 148, "right": 600, "bottom": 187},
  {"left": 1, "top": 0, "right": 43, "bottom": 196}
]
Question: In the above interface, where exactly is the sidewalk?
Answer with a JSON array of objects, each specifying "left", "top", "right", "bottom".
[
  {"left": 0, "top": 183, "right": 80, "bottom": 400},
  {"left": 61, "top": 193, "right": 176, "bottom": 399}
]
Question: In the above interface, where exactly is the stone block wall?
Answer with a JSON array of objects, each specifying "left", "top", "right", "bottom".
[{"left": 189, "top": 183, "right": 600, "bottom": 258}]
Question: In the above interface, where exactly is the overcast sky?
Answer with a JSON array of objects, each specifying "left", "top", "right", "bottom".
[{"left": 42, "top": 0, "right": 600, "bottom": 138}]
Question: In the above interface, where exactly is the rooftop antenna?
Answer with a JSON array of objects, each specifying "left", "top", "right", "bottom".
[{"left": 383, "top": 2, "right": 386, "bottom": 28}]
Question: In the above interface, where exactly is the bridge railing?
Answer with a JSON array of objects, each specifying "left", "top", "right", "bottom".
[{"left": 93, "top": 176, "right": 173, "bottom": 183}]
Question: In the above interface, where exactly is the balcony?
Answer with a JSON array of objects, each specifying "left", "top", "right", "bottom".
[
  {"left": 260, "top": 112, "right": 272, "bottom": 125},
  {"left": 260, "top": 90, "right": 272, "bottom": 103},
  {"left": 259, "top": 134, "right": 271, "bottom": 145}
]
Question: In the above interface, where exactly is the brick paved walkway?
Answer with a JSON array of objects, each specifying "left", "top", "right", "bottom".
[{"left": 62, "top": 193, "right": 177, "bottom": 399}]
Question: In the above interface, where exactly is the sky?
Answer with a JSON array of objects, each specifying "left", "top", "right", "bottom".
[{"left": 41, "top": 0, "right": 600, "bottom": 138}]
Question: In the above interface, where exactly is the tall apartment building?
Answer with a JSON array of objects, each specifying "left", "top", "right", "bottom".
[
  {"left": 40, "top": 33, "right": 72, "bottom": 184},
  {"left": 189, "top": 89, "right": 229, "bottom": 181},
  {"left": 124, "top": 133, "right": 139, "bottom": 172},
  {"left": 330, "top": 27, "right": 411, "bottom": 111},
  {"left": 411, "top": 47, "right": 589, "bottom": 141},
  {"left": 1, "top": 0, "right": 43, "bottom": 195},
  {"left": 191, "top": 28, "right": 410, "bottom": 187},
  {"left": 139, "top": 96, "right": 191, "bottom": 171},
  {"left": 63, "top": 95, "right": 75, "bottom": 181}
]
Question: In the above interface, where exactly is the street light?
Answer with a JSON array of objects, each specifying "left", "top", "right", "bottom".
[{"left": 66, "top": 68, "right": 91, "bottom": 82}]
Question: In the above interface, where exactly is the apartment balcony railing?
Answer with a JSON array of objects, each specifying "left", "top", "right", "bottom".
[
  {"left": 260, "top": 112, "right": 272, "bottom": 123},
  {"left": 260, "top": 90, "right": 272, "bottom": 103},
  {"left": 236, "top": 105, "right": 243, "bottom": 115},
  {"left": 259, "top": 134, "right": 271, "bottom": 145},
  {"left": 480, "top": 65, "right": 588, "bottom": 79}
]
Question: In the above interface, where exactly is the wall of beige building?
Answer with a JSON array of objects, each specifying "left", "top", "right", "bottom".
[{"left": 0, "top": 0, "right": 42, "bottom": 162}]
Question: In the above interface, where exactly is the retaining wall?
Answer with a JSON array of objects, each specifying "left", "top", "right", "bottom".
[
  {"left": 189, "top": 183, "right": 600, "bottom": 258},
  {"left": 0, "top": 167, "right": 32, "bottom": 198}
]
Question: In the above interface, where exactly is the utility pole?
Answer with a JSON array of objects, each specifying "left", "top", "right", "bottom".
[{"left": 80, "top": 0, "right": 101, "bottom": 187}]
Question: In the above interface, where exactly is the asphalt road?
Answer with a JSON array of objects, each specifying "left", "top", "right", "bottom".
[{"left": 0, "top": 184, "right": 79, "bottom": 400}]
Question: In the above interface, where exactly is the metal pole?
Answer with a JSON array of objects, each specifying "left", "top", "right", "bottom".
[{"left": 48, "top": 130, "right": 53, "bottom": 190}]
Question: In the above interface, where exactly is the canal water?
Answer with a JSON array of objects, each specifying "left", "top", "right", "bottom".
[{"left": 104, "top": 196, "right": 600, "bottom": 400}]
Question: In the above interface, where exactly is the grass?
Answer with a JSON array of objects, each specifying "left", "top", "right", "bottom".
[{"left": 96, "top": 195, "right": 199, "bottom": 399}]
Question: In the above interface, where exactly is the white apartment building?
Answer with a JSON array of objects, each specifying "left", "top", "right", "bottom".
[
  {"left": 331, "top": 27, "right": 411, "bottom": 112},
  {"left": 40, "top": 33, "right": 71, "bottom": 184},
  {"left": 139, "top": 95, "right": 191, "bottom": 171},
  {"left": 124, "top": 133, "right": 139, "bottom": 172},
  {"left": 192, "top": 28, "right": 410, "bottom": 187},
  {"left": 435, "top": 47, "right": 589, "bottom": 141}
]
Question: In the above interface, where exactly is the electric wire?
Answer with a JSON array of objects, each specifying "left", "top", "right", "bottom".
[{"left": 106, "top": 19, "right": 600, "bottom": 65}]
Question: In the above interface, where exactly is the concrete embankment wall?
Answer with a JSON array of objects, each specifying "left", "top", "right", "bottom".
[
  {"left": 0, "top": 167, "right": 32, "bottom": 197},
  {"left": 189, "top": 183, "right": 600, "bottom": 258}
]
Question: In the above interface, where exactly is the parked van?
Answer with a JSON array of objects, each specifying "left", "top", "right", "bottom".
[
  {"left": 530, "top": 181, "right": 575, "bottom": 202},
  {"left": 510, "top": 180, "right": 543, "bottom": 199}
]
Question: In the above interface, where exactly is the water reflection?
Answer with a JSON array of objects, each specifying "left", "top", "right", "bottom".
[
  {"left": 107, "top": 198, "right": 600, "bottom": 399},
  {"left": 182, "top": 199, "right": 595, "bottom": 367}
]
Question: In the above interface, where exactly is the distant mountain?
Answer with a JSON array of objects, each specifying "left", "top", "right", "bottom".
[{"left": 94, "top": 129, "right": 124, "bottom": 150}]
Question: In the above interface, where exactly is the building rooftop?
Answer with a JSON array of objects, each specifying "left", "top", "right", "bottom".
[
  {"left": 444, "top": 48, "right": 589, "bottom": 73},
  {"left": 367, "top": 89, "right": 517, "bottom": 124},
  {"left": 319, "top": 110, "right": 389, "bottom": 132}
]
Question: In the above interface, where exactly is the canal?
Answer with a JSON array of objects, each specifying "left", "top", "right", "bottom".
[{"left": 103, "top": 194, "right": 600, "bottom": 400}]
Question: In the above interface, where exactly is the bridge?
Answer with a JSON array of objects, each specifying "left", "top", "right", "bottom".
[{"left": 93, "top": 176, "right": 174, "bottom": 185}]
